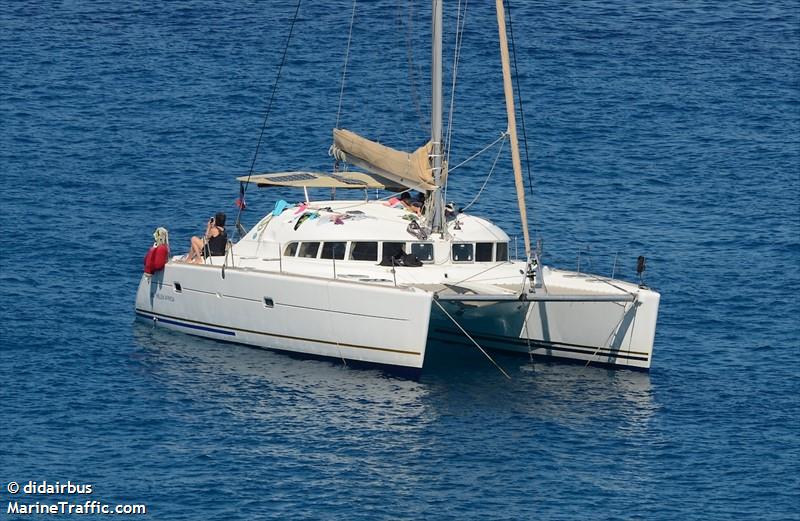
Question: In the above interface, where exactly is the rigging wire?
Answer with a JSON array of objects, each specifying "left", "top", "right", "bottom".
[
  {"left": 335, "top": 0, "right": 358, "bottom": 130},
  {"left": 234, "top": 0, "right": 303, "bottom": 237},
  {"left": 443, "top": 0, "right": 468, "bottom": 203},
  {"left": 505, "top": 0, "right": 540, "bottom": 236},
  {"left": 403, "top": 1, "right": 427, "bottom": 132},
  {"left": 460, "top": 134, "right": 506, "bottom": 212},
  {"left": 583, "top": 300, "right": 636, "bottom": 369},
  {"left": 448, "top": 131, "right": 507, "bottom": 172},
  {"left": 432, "top": 298, "right": 511, "bottom": 379},
  {"left": 445, "top": 0, "right": 468, "bottom": 156}
]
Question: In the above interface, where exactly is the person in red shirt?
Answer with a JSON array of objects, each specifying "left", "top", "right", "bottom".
[{"left": 144, "top": 227, "right": 170, "bottom": 275}]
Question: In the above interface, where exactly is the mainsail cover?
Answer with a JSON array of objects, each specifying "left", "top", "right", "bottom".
[{"left": 330, "top": 128, "right": 446, "bottom": 191}]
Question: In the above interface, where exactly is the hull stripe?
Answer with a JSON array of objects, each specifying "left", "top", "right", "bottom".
[
  {"left": 430, "top": 328, "right": 650, "bottom": 362},
  {"left": 135, "top": 309, "right": 421, "bottom": 356},
  {"left": 138, "top": 312, "right": 236, "bottom": 336},
  {"left": 432, "top": 325, "right": 650, "bottom": 356}
]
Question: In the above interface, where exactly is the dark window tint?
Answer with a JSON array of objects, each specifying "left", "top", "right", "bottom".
[
  {"left": 476, "top": 242, "right": 494, "bottom": 262},
  {"left": 298, "top": 242, "right": 320, "bottom": 258},
  {"left": 452, "top": 243, "right": 474, "bottom": 262},
  {"left": 321, "top": 242, "right": 346, "bottom": 260},
  {"left": 496, "top": 243, "right": 508, "bottom": 261},
  {"left": 411, "top": 243, "right": 434, "bottom": 262},
  {"left": 350, "top": 242, "right": 378, "bottom": 261},
  {"left": 382, "top": 242, "right": 406, "bottom": 259},
  {"left": 284, "top": 242, "right": 298, "bottom": 257}
]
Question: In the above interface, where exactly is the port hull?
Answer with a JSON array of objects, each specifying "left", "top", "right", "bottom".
[{"left": 135, "top": 264, "right": 433, "bottom": 369}]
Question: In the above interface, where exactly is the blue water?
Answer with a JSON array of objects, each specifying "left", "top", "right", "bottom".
[{"left": 2, "top": 1, "right": 798, "bottom": 519}]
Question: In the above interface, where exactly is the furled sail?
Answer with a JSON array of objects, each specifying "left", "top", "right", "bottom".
[{"left": 330, "top": 128, "right": 446, "bottom": 191}]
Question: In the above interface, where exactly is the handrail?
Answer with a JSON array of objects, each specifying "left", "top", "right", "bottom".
[
  {"left": 221, "top": 240, "right": 234, "bottom": 279},
  {"left": 435, "top": 293, "right": 636, "bottom": 303}
]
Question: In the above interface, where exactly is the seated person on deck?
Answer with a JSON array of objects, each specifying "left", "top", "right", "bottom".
[
  {"left": 398, "top": 192, "right": 421, "bottom": 215},
  {"left": 186, "top": 212, "right": 228, "bottom": 263}
]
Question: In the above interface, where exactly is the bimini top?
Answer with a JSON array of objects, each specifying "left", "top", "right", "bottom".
[{"left": 237, "top": 171, "right": 403, "bottom": 191}]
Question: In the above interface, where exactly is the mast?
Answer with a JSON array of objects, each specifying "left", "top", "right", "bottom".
[
  {"left": 430, "top": 0, "right": 445, "bottom": 234},
  {"left": 495, "top": 0, "right": 531, "bottom": 260}
]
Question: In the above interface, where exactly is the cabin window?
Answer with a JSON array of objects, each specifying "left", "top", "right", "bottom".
[
  {"left": 496, "top": 242, "right": 509, "bottom": 262},
  {"left": 321, "top": 241, "right": 346, "bottom": 260},
  {"left": 350, "top": 241, "right": 378, "bottom": 261},
  {"left": 382, "top": 242, "right": 406, "bottom": 261},
  {"left": 476, "top": 242, "right": 494, "bottom": 262},
  {"left": 411, "top": 242, "right": 434, "bottom": 262},
  {"left": 452, "top": 243, "right": 474, "bottom": 262},
  {"left": 298, "top": 242, "right": 320, "bottom": 258},
  {"left": 283, "top": 242, "right": 298, "bottom": 257}
]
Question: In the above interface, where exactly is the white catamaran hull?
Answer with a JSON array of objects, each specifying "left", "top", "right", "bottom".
[
  {"left": 136, "top": 260, "right": 658, "bottom": 371},
  {"left": 430, "top": 287, "right": 659, "bottom": 369},
  {"left": 135, "top": 263, "right": 433, "bottom": 370}
]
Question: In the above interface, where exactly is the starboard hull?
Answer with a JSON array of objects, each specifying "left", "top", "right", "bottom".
[{"left": 429, "top": 286, "right": 659, "bottom": 370}]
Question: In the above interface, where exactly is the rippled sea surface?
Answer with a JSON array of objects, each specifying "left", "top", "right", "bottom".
[{"left": 2, "top": 1, "right": 798, "bottom": 519}]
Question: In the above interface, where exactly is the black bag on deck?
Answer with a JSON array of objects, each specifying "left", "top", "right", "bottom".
[
  {"left": 400, "top": 253, "right": 423, "bottom": 267},
  {"left": 380, "top": 250, "right": 422, "bottom": 267}
]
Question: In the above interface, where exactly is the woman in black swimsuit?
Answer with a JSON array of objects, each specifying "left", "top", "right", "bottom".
[{"left": 187, "top": 212, "right": 228, "bottom": 263}]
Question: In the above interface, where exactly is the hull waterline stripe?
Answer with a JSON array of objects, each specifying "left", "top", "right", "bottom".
[
  {"left": 431, "top": 320, "right": 650, "bottom": 356},
  {"left": 135, "top": 309, "right": 421, "bottom": 356},
  {"left": 139, "top": 313, "right": 237, "bottom": 336},
  {"left": 427, "top": 336, "right": 650, "bottom": 371},
  {"left": 432, "top": 303, "right": 650, "bottom": 356},
  {"left": 430, "top": 328, "right": 650, "bottom": 362}
]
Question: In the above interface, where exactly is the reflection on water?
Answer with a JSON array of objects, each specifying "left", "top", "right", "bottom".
[
  {"left": 131, "top": 321, "right": 441, "bottom": 488},
  {"left": 519, "top": 361, "right": 657, "bottom": 435},
  {"left": 132, "top": 321, "right": 430, "bottom": 414},
  {"left": 127, "top": 320, "right": 665, "bottom": 518},
  {"left": 132, "top": 321, "right": 656, "bottom": 439},
  {"left": 424, "top": 344, "right": 657, "bottom": 437}
]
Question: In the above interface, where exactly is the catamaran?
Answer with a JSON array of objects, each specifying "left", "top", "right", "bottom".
[{"left": 135, "top": 0, "right": 660, "bottom": 375}]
